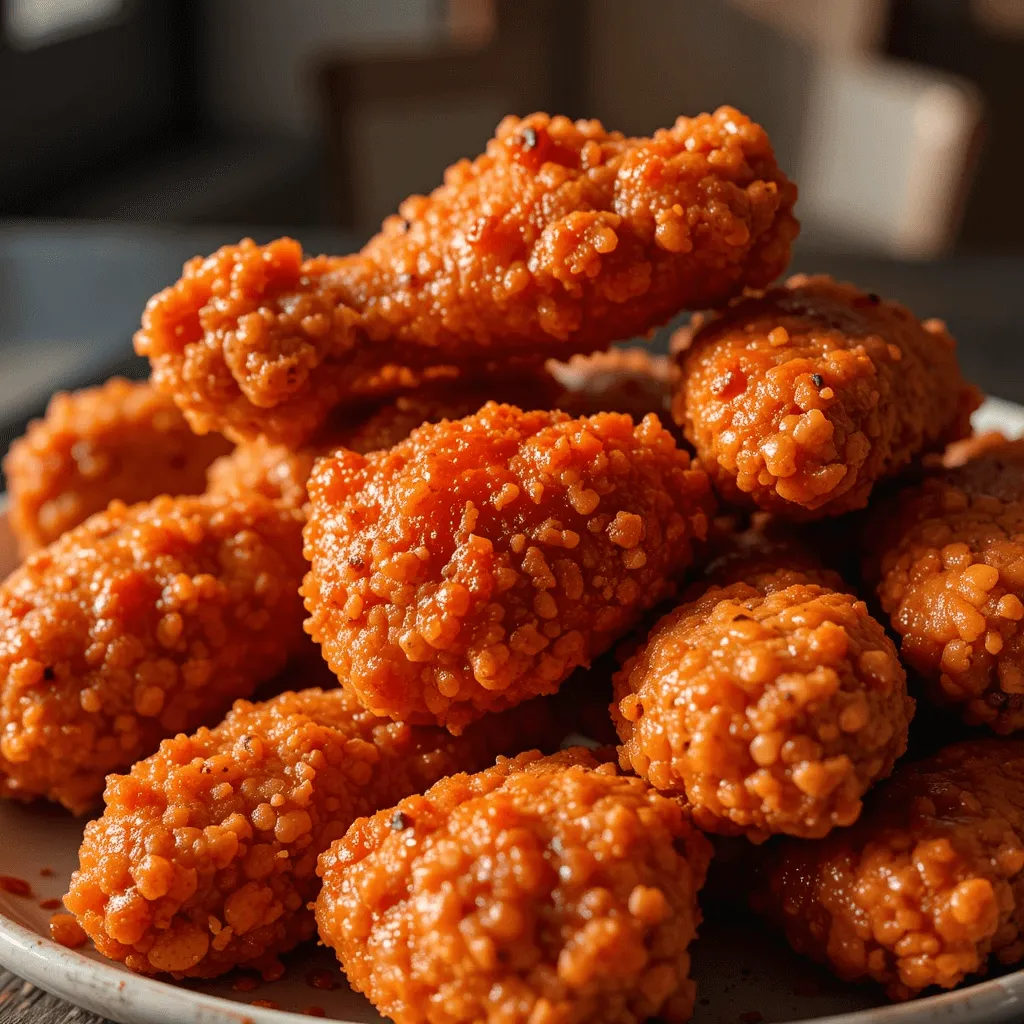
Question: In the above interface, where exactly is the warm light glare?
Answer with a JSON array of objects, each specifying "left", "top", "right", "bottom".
[{"left": 4, "top": 0, "right": 124, "bottom": 49}]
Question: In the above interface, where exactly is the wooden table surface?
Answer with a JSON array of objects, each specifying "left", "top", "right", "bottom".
[
  {"left": 2, "top": 223, "right": 1024, "bottom": 1023},
  {"left": 0, "top": 969, "right": 108, "bottom": 1022}
]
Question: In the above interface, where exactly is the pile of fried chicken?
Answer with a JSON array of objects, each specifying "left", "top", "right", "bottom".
[{"left": 2, "top": 107, "right": 1023, "bottom": 1024}]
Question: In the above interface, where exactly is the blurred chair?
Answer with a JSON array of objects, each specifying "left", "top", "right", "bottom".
[
  {"left": 317, "top": 0, "right": 587, "bottom": 232},
  {"left": 797, "top": 57, "right": 984, "bottom": 258}
]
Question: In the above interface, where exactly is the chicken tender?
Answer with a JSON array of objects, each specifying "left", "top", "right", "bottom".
[
  {"left": 206, "top": 374, "right": 563, "bottom": 509},
  {"left": 137, "top": 108, "right": 798, "bottom": 446},
  {"left": 674, "top": 275, "right": 980, "bottom": 518},
  {"left": 752, "top": 740, "right": 1024, "bottom": 999},
  {"left": 613, "top": 548, "right": 912, "bottom": 840},
  {"left": 203, "top": 399, "right": 470, "bottom": 511},
  {"left": 302, "top": 403, "right": 714, "bottom": 733},
  {"left": 65, "top": 686, "right": 567, "bottom": 978},
  {"left": 3, "top": 379, "right": 231, "bottom": 554},
  {"left": 0, "top": 494, "right": 306, "bottom": 813},
  {"left": 207, "top": 354, "right": 680, "bottom": 514},
  {"left": 316, "top": 750, "right": 711, "bottom": 1024},
  {"left": 864, "top": 440, "right": 1024, "bottom": 733}
]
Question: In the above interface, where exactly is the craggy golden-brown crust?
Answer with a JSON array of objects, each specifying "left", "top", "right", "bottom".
[
  {"left": 753, "top": 740, "right": 1024, "bottom": 999},
  {"left": 3, "top": 379, "right": 231, "bottom": 555},
  {"left": 674, "top": 275, "right": 980, "bottom": 518},
  {"left": 137, "top": 108, "right": 798, "bottom": 446},
  {"left": 316, "top": 750, "right": 712, "bottom": 1024},
  {"left": 613, "top": 565, "right": 912, "bottom": 840},
  {"left": 865, "top": 440, "right": 1024, "bottom": 733},
  {"left": 206, "top": 375, "right": 563, "bottom": 509},
  {"left": 206, "top": 437, "right": 321, "bottom": 510},
  {"left": 205, "top": 356, "right": 678, "bottom": 514},
  {"left": 65, "top": 686, "right": 567, "bottom": 979},
  {"left": 336, "top": 373, "right": 565, "bottom": 456},
  {"left": 0, "top": 494, "right": 307, "bottom": 813},
  {"left": 302, "top": 403, "right": 715, "bottom": 732},
  {"left": 204, "top": 398, "right": 485, "bottom": 511}
]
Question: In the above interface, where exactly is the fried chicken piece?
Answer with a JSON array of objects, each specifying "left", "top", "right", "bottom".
[
  {"left": 3, "top": 379, "right": 231, "bottom": 555},
  {"left": 316, "top": 750, "right": 711, "bottom": 1024},
  {"left": 206, "top": 436, "right": 320, "bottom": 510},
  {"left": 674, "top": 275, "right": 980, "bottom": 519},
  {"left": 338, "top": 355, "right": 678, "bottom": 451},
  {"left": 0, "top": 494, "right": 307, "bottom": 813},
  {"left": 207, "top": 356, "right": 681, "bottom": 512},
  {"left": 302, "top": 403, "right": 714, "bottom": 733},
  {"left": 864, "top": 440, "right": 1024, "bottom": 733},
  {"left": 207, "top": 373, "right": 563, "bottom": 509},
  {"left": 753, "top": 739, "right": 1024, "bottom": 999},
  {"left": 65, "top": 685, "right": 568, "bottom": 979},
  {"left": 137, "top": 108, "right": 798, "bottom": 446},
  {"left": 613, "top": 534, "right": 912, "bottom": 840},
  {"left": 203, "top": 400, "right": 474, "bottom": 511}
]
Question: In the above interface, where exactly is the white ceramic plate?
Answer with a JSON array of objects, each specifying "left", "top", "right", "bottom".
[{"left": 3, "top": 397, "right": 1024, "bottom": 1024}]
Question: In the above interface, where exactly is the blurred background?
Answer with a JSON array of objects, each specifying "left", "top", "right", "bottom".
[{"left": 2, "top": 0, "right": 1024, "bottom": 469}]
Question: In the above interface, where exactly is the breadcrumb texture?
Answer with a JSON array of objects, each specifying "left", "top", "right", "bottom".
[
  {"left": 206, "top": 437, "right": 322, "bottom": 511},
  {"left": 64, "top": 685, "right": 565, "bottom": 979},
  {"left": 206, "top": 375, "right": 561, "bottom": 510},
  {"left": 753, "top": 740, "right": 1024, "bottom": 999},
  {"left": 137, "top": 107, "right": 797, "bottom": 446},
  {"left": 675, "top": 275, "right": 980, "bottom": 518},
  {"left": 302, "top": 403, "right": 714, "bottom": 732},
  {"left": 614, "top": 566, "right": 912, "bottom": 840},
  {"left": 0, "top": 494, "right": 307, "bottom": 813},
  {"left": 316, "top": 750, "right": 711, "bottom": 1024},
  {"left": 205, "top": 356, "right": 680, "bottom": 513},
  {"left": 866, "top": 440, "right": 1024, "bottom": 733},
  {"left": 3, "top": 379, "right": 231, "bottom": 554}
]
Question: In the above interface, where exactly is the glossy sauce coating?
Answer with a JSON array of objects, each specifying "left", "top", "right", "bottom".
[
  {"left": 614, "top": 563, "right": 912, "bottom": 840},
  {"left": 753, "top": 740, "right": 1024, "bottom": 999},
  {"left": 302, "top": 403, "right": 714, "bottom": 732},
  {"left": 866, "top": 440, "right": 1024, "bottom": 732},
  {"left": 4, "top": 379, "right": 231, "bottom": 554},
  {"left": 675, "top": 275, "right": 979, "bottom": 518},
  {"left": 137, "top": 107, "right": 797, "bottom": 446},
  {"left": 64, "top": 686, "right": 565, "bottom": 979},
  {"left": 0, "top": 494, "right": 307, "bottom": 812},
  {"left": 316, "top": 750, "right": 711, "bottom": 1024}
]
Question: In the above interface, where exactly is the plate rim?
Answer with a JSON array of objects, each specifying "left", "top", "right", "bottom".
[
  {"left": 0, "top": 907, "right": 320, "bottom": 1024},
  {"left": 4, "top": 396, "right": 1024, "bottom": 1024}
]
